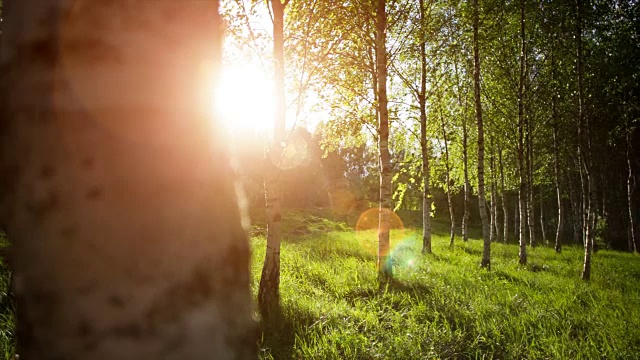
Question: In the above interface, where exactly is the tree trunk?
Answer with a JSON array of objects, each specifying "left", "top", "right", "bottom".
[
  {"left": 259, "top": 0, "right": 289, "bottom": 319},
  {"left": 569, "top": 171, "right": 581, "bottom": 244},
  {"left": 540, "top": 189, "right": 547, "bottom": 245},
  {"left": 419, "top": 0, "right": 432, "bottom": 254},
  {"left": 472, "top": 0, "right": 491, "bottom": 269},
  {"left": 552, "top": 49, "right": 563, "bottom": 252},
  {"left": 515, "top": 199, "right": 520, "bottom": 240},
  {"left": 376, "top": 0, "right": 393, "bottom": 278},
  {"left": 499, "top": 144, "right": 509, "bottom": 243},
  {"left": 440, "top": 112, "right": 455, "bottom": 247},
  {"left": 527, "top": 109, "right": 536, "bottom": 248},
  {"left": 627, "top": 132, "right": 637, "bottom": 253},
  {"left": 0, "top": 1, "right": 256, "bottom": 358},
  {"left": 453, "top": 55, "right": 470, "bottom": 243},
  {"left": 490, "top": 137, "right": 502, "bottom": 243},
  {"left": 518, "top": 0, "right": 528, "bottom": 265},
  {"left": 462, "top": 104, "right": 471, "bottom": 243},
  {"left": 490, "top": 184, "right": 497, "bottom": 243},
  {"left": 577, "top": 0, "right": 594, "bottom": 281}
]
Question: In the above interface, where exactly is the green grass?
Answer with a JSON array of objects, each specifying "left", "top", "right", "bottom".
[
  {"left": 0, "top": 212, "right": 639, "bottom": 359},
  {"left": 0, "top": 233, "right": 16, "bottom": 360},
  {"left": 252, "top": 211, "right": 640, "bottom": 359}
]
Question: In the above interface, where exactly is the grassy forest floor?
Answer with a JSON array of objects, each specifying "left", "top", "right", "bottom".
[
  {"left": 1, "top": 211, "right": 640, "bottom": 359},
  {"left": 252, "top": 210, "right": 640, "bottom": 359}
]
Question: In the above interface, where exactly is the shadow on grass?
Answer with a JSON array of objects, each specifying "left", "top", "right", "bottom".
[
  {"left": 494, "top": 269, "right": 528, "bottom": 286},
  {"left": 343, "top": 279, "right": 435, "bottom": 305},
  {"left": 259, "top": 303, "right": 317, "bottom": 359},
  {"left": 460, "top": 245, "right": 483, "bottom": 256}
]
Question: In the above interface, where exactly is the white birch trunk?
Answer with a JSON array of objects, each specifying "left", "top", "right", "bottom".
[{"left": 0, "top": 1, "right": 255, "bottom": 358}]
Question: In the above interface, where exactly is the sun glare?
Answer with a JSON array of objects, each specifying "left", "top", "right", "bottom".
[{"left": 213, "top": 64, "right": 274, "bottom": 131}]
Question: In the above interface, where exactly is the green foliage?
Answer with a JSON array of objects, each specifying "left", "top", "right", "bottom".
[{"left": 252, "top": 212, "right": 640, "bottom": 359}]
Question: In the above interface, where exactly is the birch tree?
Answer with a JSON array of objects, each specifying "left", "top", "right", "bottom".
[
  {"left": 258, "top": 0, "right": 289, "bottom": 320},
  {"left": 376, "top": 0, "right": 393, "bottom": 278},
  {"left": 471, "top": 0, "right": 491, "bottom": 269},
  {"left": 0, "top": 1, "right": 255, "bottom": 358}
]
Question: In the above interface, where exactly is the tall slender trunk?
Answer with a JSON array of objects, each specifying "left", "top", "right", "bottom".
[
  {"left": 1, "top": 2, "right": 256, "bottom": 358},
  {"left": 518, "top": 0, "right": 528, "bottom": 265},
  {"left": 490, "top": 190, "right": 497, "bottom": 242},
  {"left": 455, "top": 55, "right": 471, "bottom": 243},
  {"left": 490, "top": 137, "right": 501, "bottom": 243},
  {"left": 440, "top": 112, "right": 455, "bottom": 247},
  {"left": 540, "top": 189, "right": 546, "bottom": 244},
  {"left": 628, "top": 132, "right": 637, "bottom": 253},
  {"left": 569, "top": 171, "right": 581, "bottom": 244},
  {"left": 376, "top": 0, "right": 393, "bottom": 278},
  {"left": 259, "top": 0, "right": 289, "bottom": 318},
  {"left": 499, "top": 144, "right": 509, "bottom": 243},
  {"left": 553, "top": 112, "right": 563, "bottom": 252},
  {"left": 515, "top": 199, "right": 520, "bottom": 240},
  {"left": 577, "top": 0, "right": 594, "bottom": 281},
  {"left": 472, "top": 0, "right": 491, "bottom": 269},
  {"left": 419, "top": 0, "right": 432, "bottom": 254},
  {"left": 527, "top": 106, "right": 536, "bottom": 247},
  {"left": 552, "top": 40, "right": 563, "bottom": 252},
  {"left": 462, "top": 102, "right": 471, "bottom": 243}
]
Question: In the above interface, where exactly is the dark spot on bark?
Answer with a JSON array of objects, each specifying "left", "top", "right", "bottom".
[
  {"left": 108, "top": 295, "right": 125, "bottom": 308},
  {"left": 26, "top": 191, "right": 59, "bottom": 224},
  {"left": 223, "top": 241, "right": 249, "bottom": 289},
  {"left": 16, "top": 315, "right": 35, "bottom": 351},
  {"left": 0, "top": 163, "right": 20, "bottom": 194},
  {"left": 112, "top": 323, "right": 143, "bottom": 339},
  {"left": 145, "top": 262, "right": 215, "bottom": 329},
  {"left": 81, "top": 157, "right": 95, "bottom": 170},
  {"left": 273, "top": 213, "right": 282, "bottom": 222},
  {"left": 78, "top": 321, "right": 93, "bottom": 336},
  {"left": 60, "top": 225, "right": 77, "bottom": 239},
  {"left": 63, "top": 36, "right": 123, "bottom": 65},
  {"left": 85, "top": 187, "right": 103, "bottom": 200},
  {"left": 39, "top": 165, "right": 56, "bottom": 180},
  {"left": 19, "top": 38, "right": 59, "bottom": 67},
  {"left": 83, "top": 339, "right": 99, "bottom": 351},
  {"left": 77, "top": 283, "right": 97, "bottom": 295},
  {"left": 31, "top": 290, "right": 55, "bottom": 305}
]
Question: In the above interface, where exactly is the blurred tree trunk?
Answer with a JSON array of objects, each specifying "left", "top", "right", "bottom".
[
  {"left": 472, "top": 0, "right": 491, "bottom": 269},
  {"left": 259, "top": 0, "right": 289, "bottom": 320},
  {"left": 0, "top": 1, "right": 255, "bottom": 358},
  {"left": 376, "top": 0, "right": 393, "bottom": 278}
]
